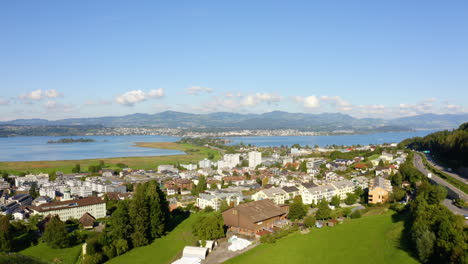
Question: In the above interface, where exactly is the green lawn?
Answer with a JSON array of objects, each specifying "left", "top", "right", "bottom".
[
  {"left": 20, "top": 243, "right": 82, "bottom": 264},
  {"left": 106, "top": 213, "right": 199, "bottom": 264},
  {"left": 0, "top": 142, "right": 220, "bottom": 174},
  {"left": 225, "top": 212, "right": 418, "bottom": 264}
]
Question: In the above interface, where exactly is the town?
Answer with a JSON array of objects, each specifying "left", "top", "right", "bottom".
[{"left": 4, "top": 135, "right": 466, "bottom": 264}]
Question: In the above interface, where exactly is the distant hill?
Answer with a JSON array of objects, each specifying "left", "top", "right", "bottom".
[{"left": 1, "top": 111, "right": 467, "bottom": 131}]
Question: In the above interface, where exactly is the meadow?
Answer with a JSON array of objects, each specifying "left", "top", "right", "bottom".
[
  {"left": 225, "top": 211, "right": 418, "bottom": 264},
  {"left": 19, "top": 243, "right": 82, "bottom": 264},
  {"left": 0, "top": 142, "right": 220, "bottom": 174}
]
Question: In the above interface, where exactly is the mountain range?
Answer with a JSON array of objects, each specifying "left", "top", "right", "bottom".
[{"left": 2, "top": 111, "right": 467, "bottom": 131}]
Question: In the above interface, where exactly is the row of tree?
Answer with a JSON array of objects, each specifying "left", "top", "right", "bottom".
[
  {"left": 83, "top": 180, "right": 170, "bottom": 264},
  {"left": 409, "top": 182, "right": 467, "bottom": 263},
  {"left": 400, "top": 122, "right": 468, "bottom": 168}
]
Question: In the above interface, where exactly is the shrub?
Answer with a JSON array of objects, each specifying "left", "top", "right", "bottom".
[{"left": 350, "top": 210, "right": 362, "bottom": 219}]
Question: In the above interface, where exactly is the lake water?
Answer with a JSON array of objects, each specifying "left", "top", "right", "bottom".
[
  {"left": 0, "top": 135, "right": 184, "bottom": 162},
  {"left": 0, "top": 131, "right": 436, "bottom": 162},
  {"left": 225, "top": 130, "right": 437, "bottom": 147}
]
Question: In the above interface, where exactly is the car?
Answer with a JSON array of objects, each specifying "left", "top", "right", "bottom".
[{"left": 464, "top": 214, "right": 468, "bottom": 220}]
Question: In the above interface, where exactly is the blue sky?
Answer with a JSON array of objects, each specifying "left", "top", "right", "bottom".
[{"left": 1, "top": 0, "right": 467, "bottom": 120}]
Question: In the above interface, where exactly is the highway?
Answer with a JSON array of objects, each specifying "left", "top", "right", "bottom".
[
  {"left": 424, "top": 155, "right": 467, "bottom": 184},
  {"left": 413, "top": 153, "right": 468, "bottom": 218}
]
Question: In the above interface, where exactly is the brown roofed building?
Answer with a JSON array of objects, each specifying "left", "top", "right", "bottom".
[
  {"left": 222, "top": 200, "right": 287, "bottom": 237},
  {"left": 164, "top": 179, "right": 194, "bottom": 190},
  {"left": 79, "top": 212, "right": 96, "bottom": 229}
]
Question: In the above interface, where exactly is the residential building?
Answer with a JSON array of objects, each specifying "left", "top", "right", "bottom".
[
  {"left": 26, "top": 196, "right": 106, "bottom": 221},
  {"left": 199, "top": 159, "right": 213, "bottom": 169},
  {"left": 301, "top": 184, "right": 336, "bottom": 204},
  {"left": 196, "top": 192, "right": 242, "bottom": 211},
  {"left": 368, "top": 177, "right": 393, "bottom": 204},
  {"left": 252, "top": 187, "right": 289, "bottom": 205},
  {"left": 222, "top": 200, "right": 287, "bottom": 237},
  {"left": 248, "top": 151, "right": 262, "bottom": 168}
]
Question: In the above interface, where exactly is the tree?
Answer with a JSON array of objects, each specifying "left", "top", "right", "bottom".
[
  {"left": 315, "top": 199, "right": 331, "bottom": 220},
  {"left": 71, "top": 164, "right": 81, "bottom": 173},
  {"left": 330, "top": 195, "right": 341, "bottom": 208},
  {"left": 192, "top": 213, "right": 225, "bottom": 240},
  {"left": 220, "top": 200, "right": 230, "bottom": 212},
  {"left": 113, "top": 239, "right": 129, "bottom": 256},
  {"left": 29, "top": 184, "right": 39, "bottom": 198},
  {"left": 288, "top": 196, "right": 306, "bottom": 221},
  {"left": 303, "top": 215, "right": 316, "bottom": 228},
  {"left": 146, "top": 181, "right": 169, "bottom": 240},
  {"left": 129, "top": 183, "right": 149, "bottom": 247},
  {"left": 0, "top": 216, "right": 12, "bottom": 252},
  {"left": 344, "top": 193, "right": 358, "bottom": 205},
  {"left": 210, "top": 182, "right": 218, "bottom": 190},
  {"left": 109, "top": 201, "right": 132, "bottom": 241},
  {"left": 299, "top": 161, "right": 307, "bottom": 173},
  {"left": 391, "top": 171, "right": 403, "bottom": 187},
  {"left": 378, "top": 159, "right": 385, "bottom": 167},
  {"left": 42, "top": 215, "right": 69, "bottom": 248},
  {"left": 415, "top": 230, "right": 435, "bottom": 263},
  {"left": 49, "top": 171, "right": 57, "bottom": 181},
  {"left": 196, "top": 176, "right": 207, "bottom": 194},
  {"left": 391, "top": 187, "right": 406, "bottom": 202}
]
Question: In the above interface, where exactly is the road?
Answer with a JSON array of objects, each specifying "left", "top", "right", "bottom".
[
  {"left": 424, "top": 154, "right": 468, "bottom": 184},
  {"left": 413, "top": 154, "right": 468, "bottom": 218}
]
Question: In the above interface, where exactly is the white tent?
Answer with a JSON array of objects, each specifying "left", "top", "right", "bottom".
[{"left": 182, "top": 246, "right": 208, "bottom": 260}]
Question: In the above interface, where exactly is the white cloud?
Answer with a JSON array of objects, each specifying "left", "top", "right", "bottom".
[
  {"left": 115, "top": 89, "right": 165, "bottom": 106},
  {"left": 20, "top": 89, "right": 62, "bottom": 100},
  {"left": 186, "top": 86, "right": 214, "bottom": 95},
  {"left": 148, "top": 88, "right": 164, "bottom": 98},
  {"left": 44, "top": 89, "right": 61, "bottom": 98},
  {"left": 43, "top": 100, "right": 74, "bottom": 112},
  {"left": 20, "top": 89, "right": 43, "bottom": 100},
  {"left": 241, "top": 93, "right": 282, "bottom": 106},
  {"left": 294, "top": 95, "right": 320, "bottom": 109}
]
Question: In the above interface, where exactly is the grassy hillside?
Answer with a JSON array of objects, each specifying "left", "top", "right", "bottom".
[
  {"left": 20, "top": 243, "right": 82, "bottom": 264},
  {"left": 225, "top": 211, "right": 418, "bottom": 264},
  {"left": 106, "top": 213, "right": 199, "bottom": 264},
  {"left": 0, "top": 142, "right": 220, "bottom": 174}
]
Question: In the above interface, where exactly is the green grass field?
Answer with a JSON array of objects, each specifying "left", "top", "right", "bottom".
[
  {"left": 0, "top": 142, "right": 220, "bottom": 174},
  {"left": 225, "top": 211, "right": 418, "bottom": 264},
  {"left": 106, "top": 213, "right": 199, "bottom": 264},
  {"left": 20, "top": 243, "right": 82, "bottom": 264}
]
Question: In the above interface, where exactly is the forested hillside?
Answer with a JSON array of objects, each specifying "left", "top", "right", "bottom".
[{"left": 400, "top": 122, "right": 468, "bottom": 168}]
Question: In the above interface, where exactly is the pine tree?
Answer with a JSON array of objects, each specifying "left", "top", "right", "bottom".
[
  {"left": 109, "top": 201, "right": 132, "bottom": 241},
  {"left": 288, "top": 195, "right": 306, "bottom": 221},
  {"left": 0, "top": 216, "right": 12, "bottom": 252},
  {"left": 129, "top": 183, "right": 149, "bottom": 247},
  {"left": 43, "top": 215, "right": 69, "bottom": 248},
  {"left": 146, "top": 181, "right": 168, "bottom": 240},
  {"left": 315, "top": 198, "right": 331, "bottom": 220}
]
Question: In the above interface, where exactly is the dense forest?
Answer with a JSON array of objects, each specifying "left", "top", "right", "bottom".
[{"left": 400, "top": 122, "right": 468, "bottom": 168}]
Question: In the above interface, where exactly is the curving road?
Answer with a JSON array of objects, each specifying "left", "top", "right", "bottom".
[{"left": 413, "top": 153, "right": 468, "bottom": 218}]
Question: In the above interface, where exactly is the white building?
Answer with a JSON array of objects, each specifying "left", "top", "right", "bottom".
[
  {"left": 217, "top": 154, "right": 240, "bottom": 169},
  {"left": 301, "top": 184, "right": 336, "bottom": 204},
  {"left": 196, "top": 192, "right": 242, "bottom": 211},
  {"left": 248, "top": 151, "right": 262, "bottom": 168},
  {"left": 199, "top": 158, "right": 213, "bottom": 169},
  {"left": 26, "top": 196, "right": 106, "bottom": 221},
  {"left": 252, "top": 187, "right": 289, "bottom": 205},
  {"left": 181, "top": 164, "right": 198, "bottom": 171}
]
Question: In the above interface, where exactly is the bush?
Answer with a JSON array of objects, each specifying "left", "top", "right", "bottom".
[
  {"left": 303, "top": 215, "right": 316, "bottom": 228},
  {"left": 260, "top": 226, "right": 299, "bottom": 244},
  {"left": 350, "top": 210, "right": 362, "bottom": 219}
]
